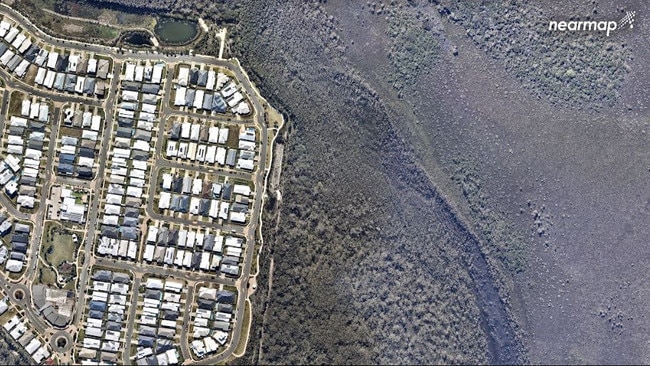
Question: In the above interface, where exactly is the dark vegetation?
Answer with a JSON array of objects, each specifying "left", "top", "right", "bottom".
[
  {"left": 87, "top": 0, "right": 241, "bottom": 21},
  {"left": 385, "top": 11, "right": 440, "bottom": 89},
  {"left": 224, "top": 1, "right": 524, "bottom": 364},
  {"left": 0, "top": 329, "right": 34, "bottom": 365},
  {"left": 436, "top": 0, "right": 631, "bottom": 110},
  {"left": 451, "top": 157, "right": 528, "bottom": 274}
]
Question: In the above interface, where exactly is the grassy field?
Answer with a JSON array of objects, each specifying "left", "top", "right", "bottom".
[
  {"left": 36, "top": 266, "right": 58, "bottom": 286},
  {"left": 42, "top": 221, "right": 80, "bottom": 269},
  {"left": 7, "top": 91, "right": 25, "bottom": 118}
]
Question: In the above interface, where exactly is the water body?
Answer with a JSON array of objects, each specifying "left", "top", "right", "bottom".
[
  {"left": 121, "top": 31, "right": 153, "bottom": 47},
  {"left": 154, "top": 18, "right": 198, "bottom": 44}
]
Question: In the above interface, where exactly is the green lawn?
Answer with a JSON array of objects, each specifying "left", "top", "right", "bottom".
[
  {"left": 42, "top": 222, "right": 80, "bottom": 269},
  {"left": 37, "top": 266, "right": 58, "bottom": 286}
]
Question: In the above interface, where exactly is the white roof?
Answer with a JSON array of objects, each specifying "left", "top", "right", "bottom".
[{"left": 178, "top": 67, "right": 189, "bottom": 86}]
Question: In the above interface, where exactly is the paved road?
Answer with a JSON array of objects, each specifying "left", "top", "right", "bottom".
[
  {"left": 122, "top": 275, "right": 141, "bottom": 365},
  {"left": 23, "top": 106, "right": 61, "bottom": 280},
  {"left": 95, "top": 258, "right": 236, "bottom": 287},
  {"left": 0, "top": 5, "right": 273, "bottom": 363},
  {"left": 73, "top": 60, "right": 121, "bottom": 325},
  {"left": 179, "top": 285, "right": 195, "bottom": 360}
]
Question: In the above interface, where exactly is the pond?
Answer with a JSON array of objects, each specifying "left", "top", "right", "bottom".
[
  {"left": 154, "top": 18, "right": 199, "bottom": 44},
  {"left": 121, "top": 31, "right": 153, "bottom": 47}
]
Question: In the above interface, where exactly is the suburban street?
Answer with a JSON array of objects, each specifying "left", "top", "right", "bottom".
[{"left": 0, "top": 3, "right": 274, "bottom": 364}]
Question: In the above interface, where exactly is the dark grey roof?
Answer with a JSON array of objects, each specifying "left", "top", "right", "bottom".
[
  {"left": 20, "top": 175, "right": 37, "bottom": 186},
  {"left": 89, "top": 300, "right": 106, "bottom": 312},
  {"left": 156, "top": 227, "right": 169, "bottom": 245},
  {"left": 93, "top": 270, "right": 112, "bottom": 281},
  {"left": 226, "top": 149, "right": 236, "bottom": 167},
  {"left": 106, "top": 321, "right": 122, "bottom": 331},
  {"left": 212, "top": 95, "right": 227, "bottom": 113},
  {"left": 199, "top": 199, "right": 210, "bottom": 216},
  {"left": 171, "top": 177, "right": 183, "bottom": 193},
  {"left": 79, "top": 147, "right": 95, "bottom": 158},
  {"left": 203, "top": 234, "right": 214, "bottom": 251},
  {"left": 122, "top": 81, "right": 140, "bottom": 91},
  {"left": 189, "top": 68, "right": 199, "bottom": 85},
  {"left": 222, "top": 256, "right": 239, "bottom": 266},
  {"left": 170, "top": 195, "right": 181, "bottom": 211},
  {"left": 60, "top": 153, "right": 75, "bottom": 164},
  {"left": 198, "top": 298, "right": 214, "bottom": 310},
  {"left": 124, "top": 207, "right": 140, "bottom": 218},
  {"left": 117, "top": 117, "right": 133, "bottom": 127},
  {"left": 178, "top": 196, "right": 190, "bottom": 212},
  {"left": 77, "top": 167, "right": 93, "bottom": 179},
  {"left": 12, "top": 233, "right": 29, "bottom": 243},
  {"left": 64, "top": 73, "right": 76, "bottom": 92},
  {"left": 163, "top": 310, "right": 179, "bottom": 321},
  {"left": 29, "top": 121, "right": 46, "bottom": 132},
  {"left": 120, "top": 226, "right": 138, "bottom": 241},
  {"left": 122, "top": 216, "right": 139, "bottom": 227},
  {"left": 56, "top": 55, "right": 68, "bottom": 72},
  {"left": 9, "top": 126, "right": 24, "bottom": 136},
  {"left": 58, "top": 163, "right": 74, "bottom": 175},
  {"left": 191, "top": 252, "right": 201, "bottom": 269},
  {"left": 144, "top": 289, "right": 162, "bottom": 300},
  {"left": 216, "top": 290, "right": 235, "bottom": 304},
  {"left": 231, "top": 203, "right": 248, "bottom": 213},
  {"left": 197, "top": 70, "right": 208, "bottom": 86},
  {"left": 222, "top": 183, "right": 233, "bottom": 201},
  {"left": 139, "top": 326, "right": 157, "bottom": 337},
  {"left": 168, "top": 230, "right": 178, "bottom": 246},
  {"left": 138, "top": 336, "right": 155, "bottom": 347},
  {"left": 24, "top": 45, "right": 39, "bottom": 61},
  {"left": 155, "top": 339, "right": 174, "bottom": 354},
  {"left": 170, "top": 123, "right": 181, "bottom": 140},
  {"left": 83, "top": 77, "right": 96, "bottom": 94},
  {"left": 131, "top": 150, "right": 149, "bottom": 161},
  {"left": 142, "top": 84, "right": 159, "bottom": 94},
  {"left": 112, "top": 272, "right": 130, "bottom": 284},
  {"left": 115, "top": 127, "right": 132, "bottom": 138},
  {"left": 11, "top": 242, "right": 27, "bottom": 253},
  {"left": 185, "top": 88, "right": 195, "bottom": 107},
  {"left": 101, "top": 226, "right": 119, "bottom": 239},
  {"left": 133, "top": 129, "right": 151, "bottom": 141},
  {"left": 88, "top": 310, "right": 104, "bottom": 319},
  {"left": 10, "top": 252, "right": 25, "bottom": 261}
]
